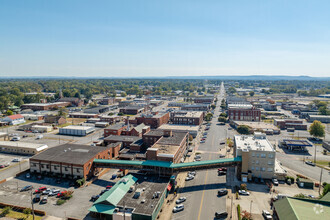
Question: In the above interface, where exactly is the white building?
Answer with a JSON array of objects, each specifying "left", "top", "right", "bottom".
[
  {"left": 1, "top": 114, "right": 26, "bottom": 125},
  {"left": 234, "top": 133, "right": 276, "bottom": 181}
]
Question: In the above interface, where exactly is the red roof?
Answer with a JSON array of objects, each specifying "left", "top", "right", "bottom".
[{"left": 7, "top": 114, "right": 24, "bottom": 120}]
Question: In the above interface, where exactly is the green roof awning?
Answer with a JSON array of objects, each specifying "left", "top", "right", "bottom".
[{"left": 89, "top": 204, "right": 116, "bottom": 215}]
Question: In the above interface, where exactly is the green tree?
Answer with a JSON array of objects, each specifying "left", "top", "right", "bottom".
[
  {"left": 210, "top": 104, "right": 216, "bottom": 110},
  {"left": 322, "top": 183, "right": 330, "bottom": 197},
  {"left": 220, "top": 112, "right": 227, "bottom": 117},
  {"left": 237, "top": 125, "right": 252, "bottom": 135},
  {"left": 319, "top": 106, "right": 330, "bottom": 115},
  {"left": 228, "top": 87, "right": 236, "bottom": 94},
  {"left": 249, "top": 91, "right": 255, "bottom": 97},
  {"left": 205, "top": 113, "right": 213, "bottom": 121},
  {"left": 6, "top": 110, "right": 13, "bottom": 116},
  {"left": 218, "top": 116, "right": 227, "bottom": 123},
  {"left": 309, "top": 120, "right": 325, "bottom": 138},
  {"left": 58, "top": 107, "right": 67, "bottom": 118}
]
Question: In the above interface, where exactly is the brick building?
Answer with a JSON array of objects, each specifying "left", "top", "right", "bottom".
[
  {"left": 170, "top": 111, "right": 204, "bottom": 125},
  {"left": 21, "top": 102, "right": 70, "bottom": 111},
  {"left": 274, "top": 119, "right": 308, "bottom": 130},
  {"left": 181, "top": 104, "right": 209, "bottom": 112},
  {"left": 146, "top": 130, "right": 188, "bottom": 163},
  {"left": 29, "top": 143, "right": 120, "bottom": 179},
  {"left": 119, "top": 106, "right": 145, "bottom": 115},
  {"left": 44, "top": 115, "right": 67, "bottom": 125},
  {"left": 228, "top": 104, "right": 261, "bottom": 122},
  {"left": 193, "top": 97, "right": 214, "bottom": 104},
  {"left": 130, "top": 112, "right": 170, "bottom": 128},
  {"left": 58, "top": 97, "right": 84, "bottom": 107}
]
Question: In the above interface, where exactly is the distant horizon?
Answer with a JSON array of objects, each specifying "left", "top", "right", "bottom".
[{"left": 0, "top": 74, "right": 329, "bottom": 80}]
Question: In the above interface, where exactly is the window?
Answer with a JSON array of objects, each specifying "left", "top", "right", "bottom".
[
  {"left": 252, "top": 160, "right": 255, "bottom": 164},
  {"left": 261, "top": 167, "right": 266, "bottom": 171},
  {"left": 260, "top": 153, "right": 266, "bottom": 158},
  {"left": 46, "top": 165, "right": 49, "bottom": 169},
  {"left": 268, "top": 154, "right": 274, "bottom": 158},
  {"left": 251, "top": 166, "right": 254, "bottom": 170},
  {"left": 255, "top": 167, "right": 259, "bottom": 171},
  {"left": 252, "top": 152, "right": 255, "bottom": 157},
  {"left": 268, "top": 161, "right": 273, "bottom": 165},
  {"left": 76, "top": 168, "right": 80, "bottom": 173},
  {"left": 267, "top": 168, "right": 273, "bottom": 172},
  {"left": 256, "top": 160, "right": 259, "bottom": 164},
  {"left": 256, "top": 153, "right": 259, "bottom": 157},
  {"left": 65, "top": 167, "right": 68, "bottom": 171}
]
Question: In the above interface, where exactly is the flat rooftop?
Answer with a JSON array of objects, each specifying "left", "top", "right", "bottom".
[
  {"left": 61, "top": 125, "right": 95, "bottom": 131},
  {"left": 107, "top": 123, "right": 126, "bottom": 130},
  {"left": 105, "top": 135, "right": 141, "bottom": 143},
  {"left": 173, "top": 111, "right": 203, "bottom": 118},
  {"left": 151, "top": 143, "right": 180, "bottom": 155},
  {"left": 228, "top": 104, "right": 253, "bottom": 109},
  {"left": 22, "top": 102, "right": 69, "bottom": 106},
  {"left": 282, "top": 139, "right": 312, "bottom": 147},
  {"left": 159, "top": 124, "right": 199, "bottom": 132},
  {"left": 31, "top": 144, "right": 109, "bottom": 165},
  {"left": 234, "top": 135, "right": 274, "bottom": 152},
  {"left": 233, "top": 121, "right": 278, "bottom": 130},
  {"left": 116, "top": 174, "right": 169, "bottom": 216},
  {"left": 0, "top": 141, "right": 48, "bottom": 151}
]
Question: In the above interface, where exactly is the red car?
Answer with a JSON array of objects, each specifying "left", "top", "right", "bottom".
[
  {"left": 35, "top": 186, "right": 47, "bottom": 193},
  {"left": 106, "top": 185, "right": 112, "bottom": 190},
  {"left": 57, "top": 191, "right": 67, "bottom": 197},
  {"left": 218, "top": 167, "right": 227, "bottom": 172},
  {"left": 0, "top": 165, "right": 5, "bottom": 169}
]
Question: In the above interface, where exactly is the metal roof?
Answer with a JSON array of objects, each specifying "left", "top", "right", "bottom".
[
  {"left": 93, "top": 157, "right": 242, "bottom": 169},
  {"left": 94, "top": 174, "right": 137, "bottom": 206}
]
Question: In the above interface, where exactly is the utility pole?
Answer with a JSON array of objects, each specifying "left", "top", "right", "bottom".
[
  {"left": 30, "top": 190, "right": 35, "bottom": 220},
  {"left": 319, "top": 168, "right": 323, "bottom": 196},
  {"left": 230, "top": 196, "right": 233, "bottom": 219},
  {"left": 250, "top": 200, "right": 253, "bottom": 217},
  {"left": 314, "top": 144, "right": 317, "bottom": 164}
]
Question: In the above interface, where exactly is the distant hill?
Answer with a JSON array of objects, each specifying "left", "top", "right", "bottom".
[{"left": 166, "top": 75, "right": 330, "bottom": 81}]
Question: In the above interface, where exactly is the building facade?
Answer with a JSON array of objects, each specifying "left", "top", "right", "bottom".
[{"left": 228, "top": 104, "right": 261, "bottom": 122}]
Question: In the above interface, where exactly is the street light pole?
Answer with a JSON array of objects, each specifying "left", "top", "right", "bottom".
[
  {"left": 314, "top": 144, "right": 317, "bottom": 164},
  {"left": 250, "top": 200, "right": 253, "bottom": 217},
  {"left": 319, "top": 168, "right": 323, "bottom": 196}
]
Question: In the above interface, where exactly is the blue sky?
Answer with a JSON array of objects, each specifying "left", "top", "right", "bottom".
[{"left": 1, "top": 0, "right": 330, "bottom": 77}]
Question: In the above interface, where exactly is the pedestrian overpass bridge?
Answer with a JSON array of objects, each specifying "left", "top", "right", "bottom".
[{"left": 93, "top": 157, "right": 242, "bottom": 176}]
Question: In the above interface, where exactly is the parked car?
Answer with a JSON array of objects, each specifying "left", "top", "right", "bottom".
[
  {"left": 26, "top": 173, "right": 31, "bottom": 179},
  {"left": 218, "top": 167, "right": 227, "bottom": 171},
  {"left": 238, "top": 190, "right": 250, "bottom": 195},
  {"left": 91, "top": 195, "right": 100, "bottom": 202},
  {"left": 22, "top": 135, "right": 28, "bottom": 138},
  {"left": 42, "top": 188, "right": 52, "bottom": 195},
  {"left": 11, "top": 136, "right": 21, "bottom": 141},
  {"left": 188, "top": 171, "right": 196, "bottom": 176},
  {"left": 176, "top": 197, "right": 186, "bottom": 204},
  {"left": 219, "top": 141, "right": 225, "bottom": 145},
  {"left": 12, "top": 158, "right": 21, "bottom": 162},
  {"left": 0, "top": 165, "right": 5, "bottom": 169},
  {"left": 111, "top": 174, "right": 117, "bottom": 179},
  {"left": 20, "top": 185, "right": 33, "bottom": 192},
  {"left": 49, "top": 189, "right": 60, "bottom": 196},
  {"left": 219, "top": 154, "right": 225, "bottom": 158},
  {"left": 228, "top": 127, "right": 232, "bottom": 130},
  {"left": 185, "top": 176, "right": 194, "bottom": 181},
  {"left": 305, "top": 161, "right": 315, "bottom": 166},
  {"left": 57, "top": 191, "right": 67, "bottom": 197},
  {"left": 218, "top": 171, "right": 226, "bottom": 176},
  {"left": 217, "top": 189, "right": 228, "bottom": 196},
  {"left": 33, "top": 194, "right": 41, "bottom": 203},
  {"left": 215, "top": 211, "right": 228, "bottom": 219},
  {"left": 262, "top": 210, "right": 272, "bottom": 219},
  {"left": 35, "top": 186, "right": 47, "bottom": 194},
  {"left": 36, "top": 135, "right": 43, "bottom": 140},
  {"left": 40, "top": 196, "right": 48, "bottom": 204},
  {"left": 173, "top": 204, "right": 184, "bottom": 213},
  {"left": 272, "top": 178, "right": 279, "bottom": 186},
  {"left": 106, "top": 185, "right": 113, "bottom": 190},
  {"left": 200, "top": 140, "right": 205, "bottom": 143}
]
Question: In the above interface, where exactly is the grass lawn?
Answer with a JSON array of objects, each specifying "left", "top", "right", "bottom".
[
  {"left": 316, "top": 160, "right": 330, "bottom": 167},
  {"left": 0, "top": 208, "right": 43, "bottom": 220}
]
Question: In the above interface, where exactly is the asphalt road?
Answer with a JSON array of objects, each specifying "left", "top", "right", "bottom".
[{"left": 172, "top": 83, "right": 228, "bottom": 220}]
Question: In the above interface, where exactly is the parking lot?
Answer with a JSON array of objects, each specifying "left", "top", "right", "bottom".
[
  {"left": 232, "top": 181, "right": 320, "bottom": 220},
  {"left": 0, "top": 169, "right": 119, "bottom": 219}
]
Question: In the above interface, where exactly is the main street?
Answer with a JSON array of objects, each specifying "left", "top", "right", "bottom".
[{"left": 172, "top": 83, "right": 229, "bottom": 220}]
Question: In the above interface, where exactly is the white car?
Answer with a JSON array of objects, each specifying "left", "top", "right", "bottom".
[
  {"left": 185, "top": 176, "right": 194, "bottom": 181},
  {"left": 173, "top": 204, "right": 184, "bottom": 213},
  {"left": 272, "top": 178, "right": 279, "bottom": 186},
  {"left": 188, "top": 171, "right": 196, "bottom": 176},
  {"left": 12, "top": 158, "right": 22, "bottom": 162},
  {"left": 262, "top": 210, "right": 272, "bottom": 219},
  {"left": 238, "top": 190, "right": 250, "bottom": 195},
  {"left": 11, "top": 137, "right": 21, "bottom": 141},
  {"left": 176, "top": 197, "right": 186, "bottom": 204}
]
